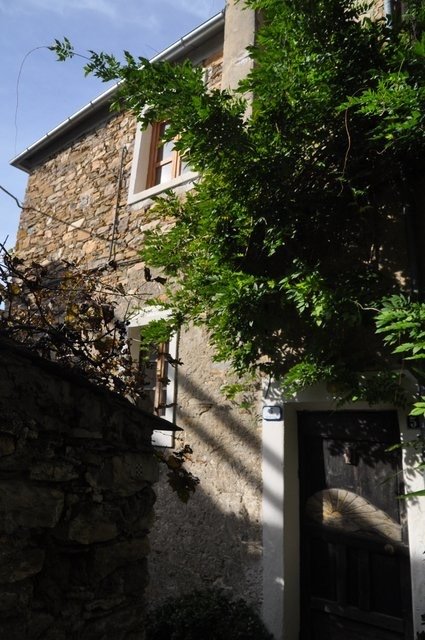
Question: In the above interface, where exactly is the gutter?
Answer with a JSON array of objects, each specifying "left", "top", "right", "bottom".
[{"left": 10, "top": 10, "right": 225, "bottom": 173}]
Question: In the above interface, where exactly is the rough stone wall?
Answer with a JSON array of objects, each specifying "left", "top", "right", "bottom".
[
  {"left": 148, "top": 326, "right": 262, "bottom": 606},
  {"left": 16, "top": 112, "right": 139, "bottom": 270},
  {"left": 0, "top": 338, "right": 159, "bottom": 639},
  {"left": 14, "top": 47, "right": 264, "bottom": 612}
]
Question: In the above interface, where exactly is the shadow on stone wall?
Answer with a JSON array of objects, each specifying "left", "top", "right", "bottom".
[
  {"left": 0, "top": 333, "right": 274, "bottom": 635},
  {"left": 146, "top": 371, "right": 269, "bottom": 609}
]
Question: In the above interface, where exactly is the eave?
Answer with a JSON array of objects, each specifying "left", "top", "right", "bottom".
[{"left": 10, "top": 10, "right": 225, "bottom": 173}]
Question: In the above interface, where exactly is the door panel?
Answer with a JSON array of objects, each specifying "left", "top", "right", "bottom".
[{"left": 298, "top": 411, "right": 412, "bottom": 640}]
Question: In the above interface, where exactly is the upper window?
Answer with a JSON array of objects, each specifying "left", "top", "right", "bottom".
[
  {"left": 128, "top": 50, "right": 223, "bottom": 205},
  {"left": 128, "top": 120, "right": 196, "bottom": 205}
]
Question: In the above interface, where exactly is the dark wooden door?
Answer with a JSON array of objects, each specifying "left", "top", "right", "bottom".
[{"left": 298, "top": 411, "right": 412, "bottom": 640}]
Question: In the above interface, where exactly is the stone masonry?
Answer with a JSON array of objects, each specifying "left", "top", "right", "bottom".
[{"left": 0, "top": 337, "right": 163, "bottom": 639}]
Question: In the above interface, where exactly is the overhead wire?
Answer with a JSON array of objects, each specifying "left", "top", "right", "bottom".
[
  {"left": 0, "top": 184, "right": 170, "bottom": 300},
  {"left": 0, "top": 183, "right": 138, "bottom": 250},
  {"left": 14, "top": 46, "right": 50, "bottom": 155}
]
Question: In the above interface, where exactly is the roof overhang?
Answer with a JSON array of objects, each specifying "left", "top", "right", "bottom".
[{"left": 11, "top": 10, "right": 225, "bottom": 173}]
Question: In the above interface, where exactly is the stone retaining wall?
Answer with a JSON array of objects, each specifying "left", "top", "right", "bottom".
[{"left": 0, "top": 338, "right": 161, "bottom": 639}]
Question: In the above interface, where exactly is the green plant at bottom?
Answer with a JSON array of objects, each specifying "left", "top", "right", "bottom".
[{"left": 145, "top": 588, "right": 273, "bottom": 640}]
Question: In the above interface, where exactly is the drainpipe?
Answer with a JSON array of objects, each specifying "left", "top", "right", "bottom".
[{"left": 108, "top": 145, "right": 128, "bottom": 263}]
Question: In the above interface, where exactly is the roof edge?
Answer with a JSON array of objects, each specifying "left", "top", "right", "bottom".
[{"left": 11, "top": 10, "right": 225, "bottom": 173}]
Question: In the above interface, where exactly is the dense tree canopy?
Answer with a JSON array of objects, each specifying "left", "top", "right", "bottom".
[{"left": 52, "top": 0, "right": 425, "bottom": 405}]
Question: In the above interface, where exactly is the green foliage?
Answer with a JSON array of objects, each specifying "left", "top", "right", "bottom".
[
  {"left": 376, "top": 294, "right": 425, "bottom": 415},
  {"left": 376, "top": 295, "right": 425, "bottom": 361},
  {"left": 221, "top": 372, "right": 260, "bottom": 411},
  {"left": 375, "top": 293, "right": 425, "bottom": 501},
  {"left": 155, "top": 445, "right": 200, "bottom": 504},
  {"left": 138, "top": 318, "right": 175, "bottom": 352},
  {"left": 0, "top": 246, "right": 142, "bottom": 398},
  {"left": 51, "top": 0, "right": 425, "bottom": 403},
  {"left": 49, "top": 37, "right": 74, "bottom": 61},
  {"left": 144, "top": 589, "right": 273, "bottom": 640},
  {"left": 411, "top": 401, "right": 425, "bottom": 415}
]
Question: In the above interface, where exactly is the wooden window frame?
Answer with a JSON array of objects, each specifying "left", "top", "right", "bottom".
[
  {"left": 128, "top": 122, "right": 197, "bottom": 204},
  {"left": 138, "top": 340, "right": 172, "bottom": 419},
  {"left": 147, "top": 122, "right": 183, "bottom": 189}
]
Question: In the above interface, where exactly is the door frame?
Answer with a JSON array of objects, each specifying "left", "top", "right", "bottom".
[{"left": 261, "top": 381, "right": 425, "bottom": 640}]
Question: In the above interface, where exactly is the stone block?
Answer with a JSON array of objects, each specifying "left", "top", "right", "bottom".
[
  {"left": 127, "top": 513, "right": 155, "bottom": 536},
  {"left": 0, "top": 580, "right": 32, "bottom": 615},
  {"left": 71, "top": 427, "right": 103, "bottom": 439},
  {"left": 0, "top": 435, "right": 16, "bottom": 456},
  {"left": 28, "top": 612, "right": 55, "bottom": 639},
  {"left": 30, "top": 461, "right": 80, "bottom": 482},
  {"left": 82, "top": 240, "right": 98, "bottom": 255},
  {"left": 92, "top": 537, "right": 150, "bottom": 580},
  {"left": 118, "top": 489, "right": 156, "bottom": 536},
  {"left": 98, "top": 559, "right": 149, "bottom": 598},
  {"left": 0, "top": 616, "right": 28, "bottom": 640},
  {"left": 106, "top": 415, "right": 152, "bottom": 449},
  {"left": 76, "top": 394, "right": 103, "bottom": 427},
  {"left": 67, "top": 504, "right": 119, "bottom": 545},
  {"left": 0, "top": 545, "right": 45, "bottom": 583},
  {"left": 80, "top": 602, "right": 145, "bottom": 640},
  {"left": 86, "top": 453, "right": 157, "bottom": 496},
  {"left": 0, "top": 412, "right": 25, "bottom": 436},
  {"left": 0, "top": 482, "right": 64, "bottom": 532},
  {"left": 84, "top": 594, "right": 126, "bottom": 613},
  {"left": 42, "top": 626, "right": 67, "bottom": 640}
]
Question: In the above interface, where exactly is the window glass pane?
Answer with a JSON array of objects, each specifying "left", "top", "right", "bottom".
[
  {"left": 156, "top": 139, "right": 174, "bottom": 163},
  {"left": 160, "top": 122, "right": 169, "bottom": 136},
  {"left": 162, "top": 139, "right": 175, "bottom": 158},
  {"left": 138, "top": 344, "right": 157, "bottom": 413},
  {"left": 156, "top": 162, "right": 172, "bottom": 185},
  {"left": 180, "top": 157, "right": 191, "bottom": 174}
]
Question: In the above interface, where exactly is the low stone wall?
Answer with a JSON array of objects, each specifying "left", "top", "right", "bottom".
[{"left": 0, "top": 338, "right": 161, "bottom": 639}]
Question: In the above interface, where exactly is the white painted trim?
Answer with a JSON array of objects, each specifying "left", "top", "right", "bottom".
[
  {"left": 261, "top": 381, "right": 425, "bottom": 639},
  {"left": 399, "top": 409, "right": 425, "bottom": 636},
  {"left": 262, "top": 384, "right": 285, "bottom": 640},
  {"left": 262, "top": 385, "right": 301, "bottom": 640},
  {"left": 127, "top": 306, "right": 172, "bottom": 327}
]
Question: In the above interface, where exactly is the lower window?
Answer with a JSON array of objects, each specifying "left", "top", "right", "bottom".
[{"left": 128, "top": 310, "right": 178, "bottom": 447}]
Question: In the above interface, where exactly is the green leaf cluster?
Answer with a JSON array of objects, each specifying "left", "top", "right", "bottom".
[
  {"left": 376, "top": 295, "right": 425, "bottom": 360},
  {"left": 376, "top": 294, "right": 425, "bottom": 415}
]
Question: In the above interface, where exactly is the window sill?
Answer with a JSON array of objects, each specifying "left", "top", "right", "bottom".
[{"left": 127, "top": 171, "right": 198, "bottom": 206}]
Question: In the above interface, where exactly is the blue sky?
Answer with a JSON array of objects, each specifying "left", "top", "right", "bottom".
[{"left": 0, "top": 0, "right": 224, "bottom": 249}]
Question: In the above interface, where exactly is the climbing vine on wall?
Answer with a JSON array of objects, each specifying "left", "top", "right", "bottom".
[{"left": 51, "top": 0, "right": 425, "bottom": 405}]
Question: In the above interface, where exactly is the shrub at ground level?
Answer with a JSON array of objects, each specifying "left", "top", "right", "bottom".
[{"left": 144, "top": 588, "right": 273, "bottom": 640}]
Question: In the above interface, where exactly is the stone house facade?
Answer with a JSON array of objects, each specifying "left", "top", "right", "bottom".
[
  {"left": 10, "top": 2, "right": 425, "bottom": 639},
  {"left": 12, "top": 0, "right": 265, "bottom": 625}
]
